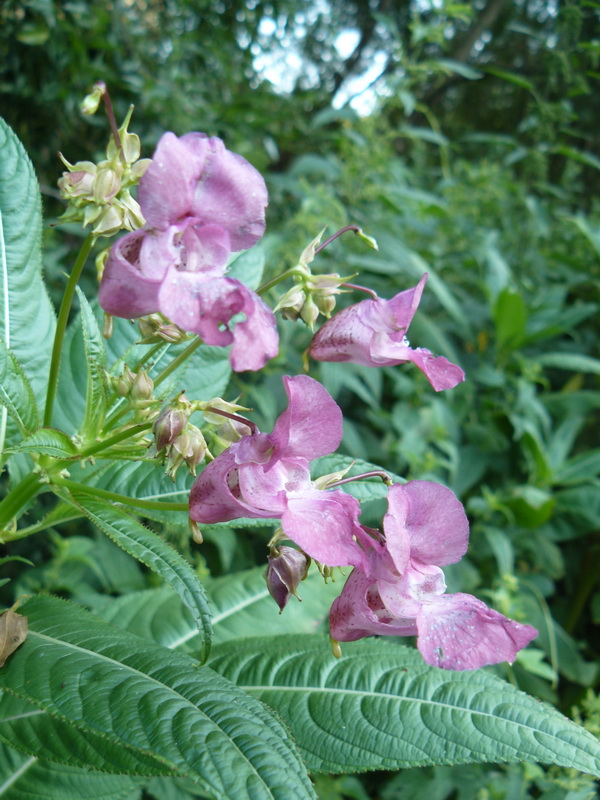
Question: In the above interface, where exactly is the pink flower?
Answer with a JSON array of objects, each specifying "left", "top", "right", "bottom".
[
  {"left": 329, "top": 482, "right": 538, "bottom": 670},
  {"left": 309, "top": 275, "right": 465, "bottom": 391},
  {"left": 99, "top": 132, "right": 277, "bottom": 372},
  {"left": 189, "top": 375, "right": 369, "bottom": 570}
]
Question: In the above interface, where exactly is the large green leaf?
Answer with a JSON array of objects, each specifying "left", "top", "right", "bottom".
[
  {"left": 71, "top": 492, "right": 213, "bottom": 662},
  {"left": 0, "top": 341, "right": 39, "bottom": 442},
  {"left": 95, "top": 566, "right": 340, "bottom": 654},
  {"left": 7, "top": 427, "right": 78, "bottom": 458},
  {"left": 0, "top": 119, "right": 55, "bottom": 451},
  {"left": 0, "top": 693, "right": 170, "bottom": 776},
  {"left": 0, "top": 596, "right": 316, "bottom": 800},
  {"left": 209, "top": 635, "right": 600, "bottom": 777},
  {"left": 0, "top": 741, "right": 142, "bottom": 800},
  {"left": 76, "top": 287, "right": 108, "bottom": 443}
]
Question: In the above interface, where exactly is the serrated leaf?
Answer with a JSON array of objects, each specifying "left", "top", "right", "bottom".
[
  {"left": 0, "top": 596, "right": 316, "bottom": 800},
  {"left": 95, "top": 567, "right": 340, "bottom": 654},
  {"left": 7, "top": 427, "right": 78, "bottom": 458},
  {"left": 76, "top": 288, "right": 108, "bottom": 443},
  {"left": 0, "top": 741, "right": 142, "bottom": 800},
  {"left": 209, "top": 635, "right": 600, "bottom": 777},
  {"left": 0, "top": 341, "right": 39, "bottom": 443},
  {"left": 71, "top": 492, "right": 213, "bottom": 662},
  {"left": 0, "top": 693, "right": 171, "bottom": 776},
  {"left": 0, "top": 119, "right": 55, "bottom": 453}
]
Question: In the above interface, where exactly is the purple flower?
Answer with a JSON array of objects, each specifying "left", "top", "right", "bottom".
[
  {"left": 189, "top": 375, "right": 369, "bottom": 570},
  {"left": 309, "top": 275, "right": 465, "bottom": 391},
  {"left": 329, "top": 481, "right": 538, "bottom": 670},
  {"left": 98, "top": 132, "right": 277, "bottom": 372}
]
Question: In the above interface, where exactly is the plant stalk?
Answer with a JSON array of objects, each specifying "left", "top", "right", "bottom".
[
  {"left": 0, "top": 472, "right": 42, "bottom": 532},
  {"left": 44, "top": 232, "right": 95, "bottom": 426},
  {"left": 56, "top": 479, "right": 189, "bottom": 512}
]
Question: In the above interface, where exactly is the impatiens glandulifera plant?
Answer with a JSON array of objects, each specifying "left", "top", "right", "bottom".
[{"left": 0, "top": 87, "right": 599, "bottom": 799}]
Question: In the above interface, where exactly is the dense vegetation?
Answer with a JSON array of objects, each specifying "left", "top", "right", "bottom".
[{"left": 1, "top": 1, "right": 599, "bottom": 798}]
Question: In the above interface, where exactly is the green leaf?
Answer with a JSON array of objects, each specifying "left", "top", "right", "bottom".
[
  {"left": 227, "top": 243, "right": 266, "bottom": 290},
  {"left": 0, "top": 119, "right": 56, "bottom": 452},
  {"left": 536, "top": 353, "right": 600, "bottom": 375},
  {"left": 7, "top": 427, "right": 78, "bottom": 458},
  {"left": 209, "top": 635, "right": 600, "bottom": 777},
  {"left": 0, "top": 341, "right": 39, "bottom": 443},
  {"left": 555, "top": 450, "right": 600, "bottom": 485},
  {"left": 71, "top": 492, "right": 213, "bottom": 663},
  {"left": 0, "top": 693, "right": 170, "bottom": 777},
  {"left": 437, "top": 59, "right": 483, "bottom": 80},
  {"left": 76, "top": 287, "right": 108, "bottom": 443},
  {"left": 483, "top": 67, "right": 535, "bottom": 92},
  {"left": 493, "top": 288, "right": 527, "bottom": 353},
  {"left": 0, "top": 596, "right": 316, "bottom": 800},
  {"left": 94, "top": 566, "right": 340, "bottom": 654},
  {"left": 0, "top": 741, "right": 142, "bottom": 800}
]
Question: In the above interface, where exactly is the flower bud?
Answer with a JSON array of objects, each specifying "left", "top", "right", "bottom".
[
  {"left": 274, "top": 285, "right": 306, "bottom": 322},
  {"left": 153, "top": 406, "right": 188, "bottom": 452},
  {"left": 166, "top": 425, "right": 208, "bottom": 479},
  {"left": 300, "top": 294, "right": 319, "bottom": 329},
  {"left": 113, "top": 365, "right": 135, "bottom": 396},
  {"left": 137, "top": 314, "right": 187, "bottom": 344},
  {"left": 131, "top": 370, "right": 154, "bottom": 404},
  {"left": 265, "top": 546, "right": 310, "bottom": 613},
  {"left": 80, "top": 82, "right": 106, "bottom": 116},
  {"left": 93, "top": 166, "right": 121, "bottom": 204}
]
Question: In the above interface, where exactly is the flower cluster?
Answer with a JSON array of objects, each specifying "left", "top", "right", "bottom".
[
  {"left": 98, "top": 132, "right": 278, "bottom": 371},
  {"left": 190, "top": 376, "right": 537, "bottom": 670}
]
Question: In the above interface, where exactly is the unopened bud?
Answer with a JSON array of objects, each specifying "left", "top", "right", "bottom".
[
  {"left": 266, "top": 546, "right": 310, "bottom": 613},
  {"left": 356, "top": 229, "right": 379, "bottom": 251},
  {"left": 275, "top": 285, "right": 306, "bottom": 321},
  {"left": 93, "top": 167, "right": 121, "bottom": 204},
  {"left": 300, "top": 294, "right": 319, "bottom": 329},
  {"left": 80, "top": 82, "right": 106, "bottom": 116},
  {"left": 166, "top": 425, "right": 208, "bottom": 478},
  {"left": 114, "top": 365, "right": 135, "bottom": 396},
  {"left": 138, "top": 314, "right": 187, "bottom": 344},
  {"left": 153, "top": 406, "right": 188, "bottom": 452},
  {"left": 131, "top": 370, "right": 154, "bottom": 404},
  {"left": 190, "top": 518, "right": 203, "bottom": 544}
]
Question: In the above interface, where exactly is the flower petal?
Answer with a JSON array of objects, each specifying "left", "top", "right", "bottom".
[
  {"left": 309, "top": 301, "right": 375, "bottom": 365},
  {"left": 417, "top": 593, "right": 538, "bottom": 670},
  {"left": 371, "top": 337, "right": 465, "bottom": 391},
  {"left": 98, "top": 230, "right": 164, "bottom": 319},
  {"left": 182, "top": 133, "right": 268, "bottom": 252},
  {"left": 269, "top": 375, "right": 343, "bottom": 461},
  {"left": 282, "top": 489, "right": 368, "bottom": 569},
  {"left": 329, "top": 569, "right": 418, "bottom": 642},
  {"left": 384, "top": 481, "right": 469, "bottom": 570},
  {"left": 228, "top": 283, "right": 279, "bottom": 372},
  {"left": 138, "top": 132, "right": 205, "bottom": 229}
]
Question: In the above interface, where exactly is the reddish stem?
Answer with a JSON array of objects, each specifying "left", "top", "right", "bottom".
[
  {"left": 327, "top": 471, "right": 392, "bottom": 489},
  {"left": 342, "top": 282, "right": 379, "bottom": 300},
  {"left": 99, "top": 83, "right": 124, "bottom": 161},
  {"left": 205, "top": 406, "right": 258, "bottom": 436},
  {"left": 314, "top": 225, "right": 363, "bottom": 255}
]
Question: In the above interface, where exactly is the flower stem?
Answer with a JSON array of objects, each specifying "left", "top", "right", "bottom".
[
  {"left": 55, "top": 479, "right": 189, "bottom": 512},
  {"left": 0, "top": 472, "right": 42, "bottom": 533},
  {"left": 79, "top": 422, "right": 153, "bottom": 458},
  {"left": 204, "top": 406, "right": 258, "bottom": 436},
  {"left": 256, "top": 268, "right": 307, "bottom": 296},
  {"left": 153, "top": 337, "right": 203, "bottom": 389},
  {"left": 314, "top": 225, "right": 362, "bottom": 255},
  {"left": 342, "top": 283, "right": 379, "bottom": 300},
  {"left": 328, "top": 471, "right": 393, "bottom": 489},
  {"left": 44, "top": 232, "right": 96, "bottom": 426}
]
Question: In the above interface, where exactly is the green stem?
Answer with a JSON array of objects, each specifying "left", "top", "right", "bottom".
[
  {"left": 134, "top": 341, "right": 167, "bottom": 372},
  {"left": 79, "top": 422, "right": 153, "bottom": 458},
  {"left": 257, "top": 268, "right": 306, "bottom": 296},
  {"left": 0, "top": 472, "right": 42, "bottom": 532},
  {"left": 153, "top": 337, "right": 203, "bottom": 389},
  {"left": 56, "top": 479, "right": 189, "bottom": 512},
  {"left": 44, "top": 233, "right": 96, "bottom": 426}
]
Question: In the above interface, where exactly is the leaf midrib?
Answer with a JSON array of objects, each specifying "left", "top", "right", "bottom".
[{"left": 26, "top": 629, "right": 275, "bottom": 797}]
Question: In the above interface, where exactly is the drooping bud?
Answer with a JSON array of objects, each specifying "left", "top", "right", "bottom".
[
  {"left": 113, "top": 365, "right": 135, "bottom": 396},
  {"left": 138, "top": 314, "right": 188, "bottom": 344},
  {"left": 265, "top": 546, "right": 310, "bottom": 613},
  {"left": 80, "top": 82, "right": 106, "bottom": 116},
  {"left": 153, "top": 406, "right": 188, "bottom": 452},
  {"left": 274, "top": 285, "right": 306, "bottom": 322},
  {"left": 165, "top": 425, "right": 208, "bottom": 479}
]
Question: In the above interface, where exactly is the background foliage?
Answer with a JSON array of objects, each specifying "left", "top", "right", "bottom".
[{"left": 1, "top": 0, "right": 599, "bottom": 798}]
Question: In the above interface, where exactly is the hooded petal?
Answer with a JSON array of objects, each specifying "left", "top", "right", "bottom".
[
  {"left": 370, "top": 336, "right": 465, "bottom": 391},
  {"left": 138, "top": 132, "right": 206, "bottom": 229},
  {"left": 383, "top": 481, "right": 469, "bottom": 572},
  {"left": 269, "top": 375, "right": 343, "bottom": 461},
  {"left": 329, "top": 569, "right": 418, "bottom": 642},
  {"left": 416, "top": 593, "right": 538, "bottom": 671},
  {"left": 182, "top": 133, "right": 268, "bottom": 252},
  {"left": 282, "top": 489, "right": 369, "bottom": 570},
  {"left": 99, "top": 229, "right": 164, "bottom": 319},
  {"left": 237, "top": 457, "right": 309, "bottom": 516},
  {"left": 308, "top": 301, "right": 375, "bottom": 365},
  {"left": 189, "top": 443, "right": 272, "bottom": 523}
]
